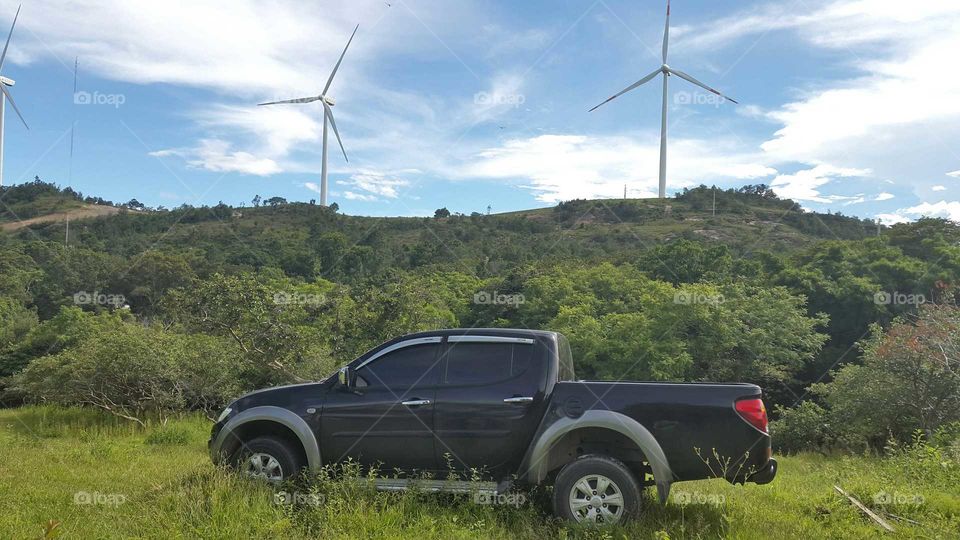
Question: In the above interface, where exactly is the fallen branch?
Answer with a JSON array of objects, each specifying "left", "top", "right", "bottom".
[{"left": 834, "top": 485, "right": 895, "bottom": 533}]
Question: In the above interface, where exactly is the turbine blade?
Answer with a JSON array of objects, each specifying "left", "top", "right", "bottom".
[
  {"left": 322, "top": 24, "right": 359, "bottom": 96},
  {"left": 323, "top": 102, "right": 348, "bottom": 162},
  {"left": 669, "top": 68, "right": 738, "bottom": 104},
  {"left": 1, "top": 84, "right": 28, "bottom": 129},
  {"left": 0, "top": 4, "right": 21, "bottom": 71},
  {"left": 589, "top": 68, "right": 662, "bottom": 112},
  {"left": 662, "top": 0, "right": 670, "bottom": 63},
  {"left": 257, "top": 96, "right": 321, "bottom": 105}
]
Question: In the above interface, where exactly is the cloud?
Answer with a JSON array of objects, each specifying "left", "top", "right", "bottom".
[
  {"left": 149, "top": 139, "right": 280, "bottom": 176},
  {"left": 462, "top": 134, "right": 776, "bottom": 203},
  {"left": 898, "top": 201, "right": 960, "bottom": 222},
  {"left": 342, "top": 191, "right": 379, "bottom": 202},
  {"left": 336, "top": 171, "right": 411, "bottom": 200},
  {"left": 932, "top": 185, "right": 946, "bottom": 192},
  {"left": 874, "top": 192, "right": 894, "bottom": 201},
  {"left": 769, "top": 164, "right": 870, "bottom": 203},
  {"left": 948, "top": 170, "right": 960, "bottom": 178},
  {"left": 683, "top": 0, "right": 960, "bottom": 204},
  {"left": 876, "top": 213, "right": 910, "bottom": 225}
]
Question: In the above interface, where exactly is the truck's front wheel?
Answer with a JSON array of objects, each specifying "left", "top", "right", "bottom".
[
  {"left": 233, "top": 436, "right": 304, "bottom": 484},
  {"left": 553, "top": 455, "right": 642, "bottom": 525}
]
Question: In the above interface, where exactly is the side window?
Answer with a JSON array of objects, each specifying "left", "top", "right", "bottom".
[
  {"left": 357, "top": 344, "right": 439, "bottom": 388},
  {"left": 444, "top": 342, "right": 534, "bottom": 385}
]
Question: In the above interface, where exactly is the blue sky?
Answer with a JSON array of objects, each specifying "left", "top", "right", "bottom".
[{"left": 1, "top": 0, "right": 959, "bottom": 222}]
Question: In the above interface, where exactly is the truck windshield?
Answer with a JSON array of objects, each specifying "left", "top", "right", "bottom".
[{"left": 557, "top": 333, "right": 576, "bottom": 381}]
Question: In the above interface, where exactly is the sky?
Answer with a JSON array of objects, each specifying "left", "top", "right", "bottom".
[{"left": 0, "top": 0, "right": 959, "bottom": 222}]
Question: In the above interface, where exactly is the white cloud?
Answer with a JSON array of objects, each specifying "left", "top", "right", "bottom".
[
  {"left": 149, "top": 139, "right": 280, "bottom": 176},
  {"left": 769, "top": 164, "right": 870, "bottom": 203},
  {"left": 948, "top": 170, "right": 960, "bottom": 178},
  {"left": 462, "top": 134, "right": 776, "bottom": 203},
  {"left": 874, "top": 192, "right": 894, "bottom": 201},
  {"left": 876, "top": 213, "right": 910, "bottom": 225},
  {"left": 898, "top": 201, "right": 960, "bottom": 222},
  {"left": 342, "top": 191, "right": 378, "bottom": 202},
  {"left": 684, "top": 0, "right": 960, "bottom": 204},
  {"left": 336, "top": 171, "right": 411, "bottom": 200},
  {"left": 932, "top": 185, "right": 946, "bottom": 192}
]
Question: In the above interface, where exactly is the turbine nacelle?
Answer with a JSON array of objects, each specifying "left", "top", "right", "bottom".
[
  {"left": 322, "top": 95, "right": 335, "bottom": 107},
  {"left": 0, "top": 75, "right": 13, "bottom": 87}
]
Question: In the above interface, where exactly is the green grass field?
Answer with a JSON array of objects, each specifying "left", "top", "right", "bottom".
[{"left": 1, "top": 407, "right": 957, "bottom": 539}]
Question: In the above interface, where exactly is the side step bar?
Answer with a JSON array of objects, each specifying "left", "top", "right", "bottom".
[{"left": 373, "top": 478, "right": 511, "bottom": 495}]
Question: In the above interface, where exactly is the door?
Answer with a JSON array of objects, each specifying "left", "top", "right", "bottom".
[
  {"left": 320, "top": 338, "right": 442, "bottom": 472},
  {"left": 433, "top": 336, "right": 548, "bottom": 477}
]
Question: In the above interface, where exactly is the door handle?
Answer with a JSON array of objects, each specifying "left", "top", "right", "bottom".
[
  {"left": 503, "top": 396, "right": 534, "bottom": 404},
  {"left": 401, "top": 399, "right": 431, "bottom": 407}
]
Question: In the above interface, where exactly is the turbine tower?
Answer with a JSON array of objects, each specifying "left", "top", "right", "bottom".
[
  {"left": 259, "top": 24, "right": 358, "bottom": 206},
  {"left": 0, "top": 5, "right": 29, "bottom": 187},
  {"left": 589, "top": 0, "right": 736, "bottom": 199}
]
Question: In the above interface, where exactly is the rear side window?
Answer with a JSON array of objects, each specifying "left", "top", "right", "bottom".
[
  {"left": 557, "top": 333, "right": 576, "bottom": 381},
  {"left": 357, "top": 344, "right": 439, "bottom": 388},
  {"left": 444, "top": 342, "right": 533, "bottom": 385}
]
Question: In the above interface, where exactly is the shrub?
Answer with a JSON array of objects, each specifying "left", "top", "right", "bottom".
[{"left": 10, "top": 317, "right": 243, "bottom": 424}]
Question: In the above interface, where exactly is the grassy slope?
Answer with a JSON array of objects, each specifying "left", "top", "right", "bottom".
[{"left": 2, "top": 407, "right": 957, "bottom": 539}]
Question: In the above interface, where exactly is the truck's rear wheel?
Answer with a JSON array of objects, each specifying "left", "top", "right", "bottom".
[
  {"left": 233, "top": 436, "right": 304, "bottom": 484},
  {"left": 553, "top": 455, "right": 641, "bottom": 525}
]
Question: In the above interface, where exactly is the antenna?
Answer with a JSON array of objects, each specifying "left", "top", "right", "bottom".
[{"left": 66, "top": 56, "right": 77, "bottom": 246}]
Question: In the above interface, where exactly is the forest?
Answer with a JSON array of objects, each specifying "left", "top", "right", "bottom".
[{"left": 1, "top": 178, "right": 959, "bottom": 452}]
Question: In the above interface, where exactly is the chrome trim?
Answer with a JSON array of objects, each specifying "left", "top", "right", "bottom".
[
  {"left": 401, "top": 399, "right": 431, "bottom": 406},
  {"left": 355, "top": 336, "right": 443, "bottom": 370},
  {"left": 503, "top": 396, "right": 534, "bottom": 403},
  {"left": 447, "top": 335, "right": 535, "bottom": 345}
]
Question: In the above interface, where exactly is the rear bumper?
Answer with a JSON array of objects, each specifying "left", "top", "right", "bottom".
[{"left": 747, "top": 458, "right": 777, "bottom": 485}]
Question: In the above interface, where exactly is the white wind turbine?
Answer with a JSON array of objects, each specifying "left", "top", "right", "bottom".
[
  {"left": 0, "top": 5, "right": 29, "bottom": 187},
  {"left": 589, "top": 0, "right": 737, "bottom": 199},
  {"left": 258, "top": 24, "right": 358, "bottom": 206}
]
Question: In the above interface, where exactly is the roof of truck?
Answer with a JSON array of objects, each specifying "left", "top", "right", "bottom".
[{"left": 397, "top": 328, "right": 558, "bottom": 340}]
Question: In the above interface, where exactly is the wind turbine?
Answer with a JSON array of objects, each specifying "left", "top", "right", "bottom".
[
  {"left": 258, "top": 24, "right": 358, "bottom": 206},
  {"left": 0, "top": 5, "right": 29, "bottom": 187},
  {"left": 589, "top": 0, "right": 736, "bottom": 199}
]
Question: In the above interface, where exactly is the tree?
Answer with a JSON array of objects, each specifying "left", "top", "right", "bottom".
[
  {"left": 266, "top": 196, "right": 287, "bottom": 207},
  {"left": 11, "top": 313, "right": 242, "bottom": 423},
  {"left": 810, "top": 304, "right": 960, "bottom": 447},
  {"left": 252, "top": 195, "right": 262, "bottom": 207},
  {"left": 434, "top": 207, "right": 451, "bottom": 219}
]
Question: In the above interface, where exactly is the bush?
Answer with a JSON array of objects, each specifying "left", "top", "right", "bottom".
[
  {"left": 10, "top": 316, "right": 243, "bottom": 424},
  {"left": 771, "top": 401, "right": 832, "bottom": 454}
]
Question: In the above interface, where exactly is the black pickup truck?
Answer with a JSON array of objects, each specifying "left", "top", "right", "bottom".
[{"left": 210, "top": 329, "right": 777, "bottom": 524}]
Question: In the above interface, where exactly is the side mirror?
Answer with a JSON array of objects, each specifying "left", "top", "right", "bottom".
[{"left": 338, "top": 366, "right": 352, "bottom": 389}]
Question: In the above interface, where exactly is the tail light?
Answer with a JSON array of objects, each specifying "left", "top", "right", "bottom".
[{"left": 735, "top": 398, "right": 768, "bottom": 433}]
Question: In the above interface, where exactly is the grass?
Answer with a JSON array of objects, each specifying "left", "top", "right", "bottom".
[{"left": 1, "top": 406, "right": 958, "bottom": 539}]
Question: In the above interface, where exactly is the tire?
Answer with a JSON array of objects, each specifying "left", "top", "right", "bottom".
[
  {"left": 233, "top": 436, "right": 305, "bottom": 484},
  {"left": 552, "top": 454, "right": 642, "bottom": 525}
]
